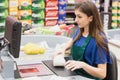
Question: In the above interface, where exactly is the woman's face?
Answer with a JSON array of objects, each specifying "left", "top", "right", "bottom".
[{"left": 74, "top": 9, "right": 93, "bottom": 28}]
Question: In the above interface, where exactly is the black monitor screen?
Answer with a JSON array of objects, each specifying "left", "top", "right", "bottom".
[{"left": 4, "top": 16, "right": 22, "bottom": 58}]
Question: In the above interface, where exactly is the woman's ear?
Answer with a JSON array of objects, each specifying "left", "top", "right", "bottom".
[{"left": 89, "top": 16, "right": 93, "bottom": 22}]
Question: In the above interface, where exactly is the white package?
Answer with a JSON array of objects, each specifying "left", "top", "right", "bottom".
[{"left": 53, "top": 55, "right": 66, "bottom": 67}]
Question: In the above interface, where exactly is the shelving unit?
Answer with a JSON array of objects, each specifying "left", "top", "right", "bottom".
[
  {"left": 65, "top": 1, "right": 75, "bottom": 25},
  {"left": 0, "top": 0, "right": 120, "bottom": 33}
]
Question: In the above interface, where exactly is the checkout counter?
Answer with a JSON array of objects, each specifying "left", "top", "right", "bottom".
[
  {"left": 107, "top": 29, "right": 120, "bottom": 61},
  {"left": 0, "top": 35, "right": 94, "bottom": 80}
]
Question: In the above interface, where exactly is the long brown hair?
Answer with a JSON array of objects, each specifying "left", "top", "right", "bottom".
[{"left": 74, "top": 0, "right": 109, "bottom": 53}]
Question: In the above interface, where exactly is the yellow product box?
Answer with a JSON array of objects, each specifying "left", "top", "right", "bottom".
[
  {"left": 9, "top": 0, "right": 18, "bottom": 7},
  {"left": 112, "top": 1, "right": 118, "bottom": 7},
  {"left": 20, "top": 20, "right": 32, "bottom": 26},
  {"left": 18, "top": 0, "right": 32, "bottom": 10},
  {"left": 18, "top": 10, "right": 32, "bottom": 20},
  {"left": 112, "top": 16, "right": 118, "bottom": 20},
  {"left": 112, "top": 22, "right": 118, "bottom": 28},
  {"left": 112, "top": 16, "right": 118, "bottom": 23},
  {"left": 112, "top": 10, "right": 118, "bottom": 13},
  {"left": 117, "top": 10, "right": 120, "bottom": 16},
  {"left": 9, "top": 7, "right": 18, "bottom": 16},
  {"left": 117, "top": 16, "right": 120, "bottom": 20}
]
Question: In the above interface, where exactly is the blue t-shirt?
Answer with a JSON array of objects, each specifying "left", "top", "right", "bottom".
[{"left": 72, "top": 28, "right": 112, "bottom": 67}]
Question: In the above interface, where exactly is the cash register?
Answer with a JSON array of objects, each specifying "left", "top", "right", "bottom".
[{"left": 0, "top": 16, "right": 22, "bottom": 79}]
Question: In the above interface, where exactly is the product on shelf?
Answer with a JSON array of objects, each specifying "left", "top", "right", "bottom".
[
  {"left": 0, "top": 0, "right": 8, "bottom": 33},
  {"left": 112, "top": 1, "right": 119, "bottom": 29},
  {"left": 45, "top": 9, "right": 58, "bottom": 19},
  {"left": 8, "top": 0, "right": 18, "bottom": 19},
  {"left": 0, "top": 0, "right": 8, "bottom": 8},
  {"left": 18, "top": 10, "right": 32, "bottom": 20},
  {"left": 32, "top": 0, "right": 45, "bottom": 10},
  {"left": 20, "top": 20, "right": 32, "bottom": 27},
  {"left": 45, "top": 19, "right": 58, "bottom": 26},
  {"left": 18, "top": 0, "right": 32, "bottom": 10},
  {"left": 32, "top": 19, "right": 44, "bottom": 27},
  {"left": 32, "top": 0, "right": 45, "bottom": 27},
  {"left": 0, "top": 19, "right": 5, "bottom": 33},
  {"left": 58, "top": 0, "right": 66, "bottom": 25},
  {"left": 45, "top": 0, "right": 58, "bottom": 8},
  {"left": 32, "top": 9, "right": 45, "bottom": 20}
]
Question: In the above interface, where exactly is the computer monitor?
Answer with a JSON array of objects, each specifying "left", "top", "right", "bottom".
[{"left": 4, "top": 16, "right": 22, "bottom": 58}]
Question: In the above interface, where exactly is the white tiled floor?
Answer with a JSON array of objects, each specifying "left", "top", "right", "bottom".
[{"left": 117, "top": 61, "right": 120, "bottom": 80}]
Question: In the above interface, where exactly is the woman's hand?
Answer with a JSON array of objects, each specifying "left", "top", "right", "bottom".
[{"left": 65, "top": 60, "right": 85, "bottom": 71}]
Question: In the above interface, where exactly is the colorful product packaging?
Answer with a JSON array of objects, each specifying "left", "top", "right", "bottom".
[
  {"left": 32, "top": 9, "right": 45, "bottom": 20},
  {"left": 20, "top": 20, "right": 32, "bottom": 27},
  {"left": 9, "top": 7, "right": 18, "bottom": 16},
  {"left": 112, "top": 1, "right": 118, "bottom": 29},
  {"left": 0, "top": 0, "right": 8, "bottom": 8},
  {"left": 45, "top": 9, "right": 58, "bottom": 19},
  {"left": 58, "top": 0, "right": 66, "bottom": 9},
  {"left": 8, "top": 0, "right": 18, "bottom": 19},
  {"left": 45, "top": 19, "right": 58, "bottom": 26},
  {"left": 9, "top": 0, "right": 18, "bottom": 7},
  {"left": 58, "top": 0, "right": 66, "bottom": 25},
  {"left": 18, "top": 10, "right": 32, "bottom": 20},
  {"left": 18, "top": 0, "right": 32, "bottom": 10},
  {"left": 0, "top": 9, "right": 8, "bottom": 19},
  {"left": 0, "top": 19, "right": 5, "bottom": 32},
  {"left": 32, "top": 0, "right": 45, "bottom": 10},
  {"left": 58, "top": 18, "right": 65, "bottom": 24},
  {"left": 46, "top": 0, "right": 58, "bottom": 8},
  {"left": 32, "top": 19, "right": 44, "bottom": 27}
]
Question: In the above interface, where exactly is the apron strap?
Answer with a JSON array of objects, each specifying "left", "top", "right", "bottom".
[{"left": 82, "top": 35, "right": 91, "bottom": 48}]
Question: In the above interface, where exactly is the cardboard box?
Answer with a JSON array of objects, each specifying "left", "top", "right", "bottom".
[
  {"left": 9, "top": 0, "right": 18, "bottom": 7},
  {"left": 45, "top": 19, "right": 58, "bottom": 26},
  {"left": 46, "top": 0, "right": 58, "bottom": 8},
  {"left": 18, "top": 0, "right": 32, "bottom": 10},
  {"left": 18, "top": 10, "right": 32, "bottom": 20},
  {"left": 45, "top": 9, "right": 58, "bottom": 19}
]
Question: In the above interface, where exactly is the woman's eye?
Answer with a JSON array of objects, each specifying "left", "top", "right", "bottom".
[{"left": 78, "top": 16, "right": 81, "bottom": 18}]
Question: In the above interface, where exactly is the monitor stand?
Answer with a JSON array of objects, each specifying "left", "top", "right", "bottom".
[{"left": 0, "top": 46, "right": 14, "bottom": 80}]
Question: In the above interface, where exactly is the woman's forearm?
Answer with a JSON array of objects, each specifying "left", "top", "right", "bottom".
[
  {"left": 82, "top": 62, "right": 107, "bottom": 79},
  {"left": 63, "top": 39, "right": 73, "bottom": 51}
]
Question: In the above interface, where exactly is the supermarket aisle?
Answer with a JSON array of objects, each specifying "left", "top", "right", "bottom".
[{"left": 117, "top": 61, "right": 120, "bottom": 80}]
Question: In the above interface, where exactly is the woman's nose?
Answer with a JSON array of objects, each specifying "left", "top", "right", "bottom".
[{"left": 75, "top": 17, "right": 78, "bottom": 23}]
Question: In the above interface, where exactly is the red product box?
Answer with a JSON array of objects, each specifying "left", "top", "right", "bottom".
[
  {"left": 45, "top": 9, "right": 58, "bottom": 19},
  {"left": 46, "top": 0, "right": 58, "bottom": 8},
  {"left": 45, "top": 19, "right": 58, "bottom": 26}
]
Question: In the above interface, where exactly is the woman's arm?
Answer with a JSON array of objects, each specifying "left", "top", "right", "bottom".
[
  {"left": 63, "top": 39, "right": 73, "bottom": 52},
  {"left": 65, "top": 61, "right": 107, "bottom": 79},
  {"left": 82, "top": 62, "right": 107, "bottom": 79},
  {"left": 52, "top": 39, "right": 73, "bottom": 58}
]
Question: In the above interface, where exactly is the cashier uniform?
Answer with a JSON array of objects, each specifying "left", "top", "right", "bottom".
[{"left": 71, "top": 28, "right": 112, "bottom": 80}]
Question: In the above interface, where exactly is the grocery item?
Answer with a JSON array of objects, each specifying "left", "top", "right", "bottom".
[
  {"left": 18, "top": 0, "right": 32, "bottom": 10},
  {"left": 53, "top": 55, "right": 66, "bottom": 67},
  {"left": 23, "top": 43, "right": 46, "bottom": 55}
]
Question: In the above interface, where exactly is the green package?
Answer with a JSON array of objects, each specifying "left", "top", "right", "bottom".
[
  {"left": 32, "top": 19, "right": 44, "bottom": 27},
  {"left": 0, "top": 0, "right": 8, "bottom": 8},
  {"left": 32, "top": 0, "right": 45, "bottom": 10},
  {"left": 19, "top": 0, "right": 32, "bottom": 10},
  {"left": 0, "top": 9, "right": 8, "bottom": 19},
  {"left": 0, "top": 19, "right": 5, "bottom": 33},
  {"left": 32, "top": 9, "right": 45, "bottom": 20}
]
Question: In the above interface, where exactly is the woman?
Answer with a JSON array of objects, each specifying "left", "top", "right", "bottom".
[{"left": 53, "top": 0, "right": 112, "bottom": 80}]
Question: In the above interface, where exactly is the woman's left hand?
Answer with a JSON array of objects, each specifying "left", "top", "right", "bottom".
[{"left": 65, "top": 60, "right": 85, "bottom": 71}]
